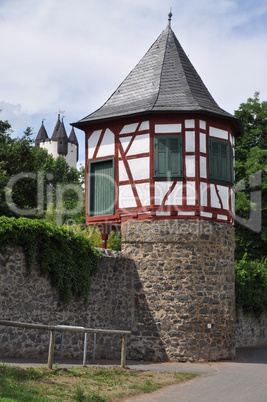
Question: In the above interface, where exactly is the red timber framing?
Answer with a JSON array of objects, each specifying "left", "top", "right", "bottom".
[{"left": 84, "top": 112, "right": 237, "bottom": 235}]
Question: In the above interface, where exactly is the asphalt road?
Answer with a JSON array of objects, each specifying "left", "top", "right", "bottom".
[{"left": 124, "top": 346, "right": 267, "bottom": 402}]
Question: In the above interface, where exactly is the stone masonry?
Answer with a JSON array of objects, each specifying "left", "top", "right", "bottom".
[
  {"left": 122, "top": 219, "right": 236, "bottom": 362},
  {"left": 0, "top": 248, "right": 135, "bottom": 361},
  {"left": 0, "top": 219, "right": 240, "bottom": 362}
]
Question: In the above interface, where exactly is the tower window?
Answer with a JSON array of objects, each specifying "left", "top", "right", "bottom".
[
  {"left": 208, "top": 138, "right": 234, "bottom": 184},
  {"left": 154, "top": 136, "right": 183, "bottom": 180}
]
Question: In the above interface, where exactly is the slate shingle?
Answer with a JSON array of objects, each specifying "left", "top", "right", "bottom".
[
  {"left": 35, "top": 121, "right": 48, "bottom": 147},
  {"left": 73, "top": 25, "right": 238, "bottom": 127}
]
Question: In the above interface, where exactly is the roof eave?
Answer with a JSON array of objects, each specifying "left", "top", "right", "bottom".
[{"left": 71, "top": 108, "right": 242, "bottom": 136}]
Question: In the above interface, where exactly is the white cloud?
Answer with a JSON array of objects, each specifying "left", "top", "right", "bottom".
[{"left": 0, "top": 0, "right": 267, "bottom": 163}]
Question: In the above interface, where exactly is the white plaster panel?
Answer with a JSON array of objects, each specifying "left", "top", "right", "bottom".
[
  {"left": 155, "top": 124, "right": 182, "bottom": 133},
  {"left": 88, "top": 130, "right": 101, "bottom": 159},
  {"left": 200, "top": 120, "right": 206, "bottom": 130},
  {"left": 217, "top": 214, "right": 228, "bottom": 220},
  {"left": 217, "top": 185, "right": 229, "bottom": 210},
  {"left": 200, "top": 156, "right": 207, "bottom": 178},
  {"left": 210, "top": 184, "right": 221, "bottom": 209},
  {"left": 200, "top": 211, "right": 212, "bottom": 218},
  {"left": 156, "top": 211, "right": 171, "bottom": 216},
  {"left": 200, "top": 182, "right": 208, "bottom": 207},
  {"left": 178, "top": 211, "right": 195, "bottom": 216},
  {"left": 154, "top": 181, "right": 173, "bottom": 205},
  {"left": 200, "top": 133, "right": 206, "bottom": 153},
  {"left": 230, "top": 134, "right": 235, "bottom": 146},
  {"left": 128, "top": 157, "right": 150, "bottom": 180},
  {"left": 185, "top": 131, "right": 195, "bottom": 152},
  {"left": 165, "top": 182, "right": 183, "bottom": 205},
  {"left": 120, "top": 123, "right": 139, "bottom": 134},
  {"left": 119, "top": 160, "right": 128, "bottom": 182},
  {"left": 186, "top": 156, "right": 195, "bottom": 177},
  {"left": 119, "top": 184, "right": 137, "bottom": 208},
  {"left": 135, "top": 183, "right": 150, "bottom": 206},
  {"left": 127, "top": 134, "right": 150, "bottom": 156},
  {"left": 97, "top": 129, "right": 115, "bottom": 157},
  {"left": 231, "top": 188, "right": 235, "bottom": 213},
  {"left": 185, "top": 119, "right": 195, "bottom": 129},
  {"left": 139, "top": 121, "right": 149, "bottom": 131},
  {"left": 120, "top": 136, "right": 131, "bottom": 153},
  {"left": 186, "top": 182, "right": 196, "bottom": 205},
  {"left": 209, "top": 127, "right": 228, "bottom": 140}
]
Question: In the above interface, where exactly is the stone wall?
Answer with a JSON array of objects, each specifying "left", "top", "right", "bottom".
[
  {"left": 122, "top": 219, "right": 236, "bottom": 362},
  {"left": 0, "top": 219, "right": 241, "bottom": 362},
  {"left": 236, "top": 309, "right": 267, "bottom": 348},
  {"left": 0, "top": 248, "right": 135, "bottom": 360}
]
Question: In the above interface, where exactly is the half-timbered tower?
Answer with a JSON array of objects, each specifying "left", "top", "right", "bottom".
[
  {"left": 73, "top": 14, "right": 240, "bottom": 362},
  {"left": 73, "top": 15, "right": 240, "bottom": 242}
]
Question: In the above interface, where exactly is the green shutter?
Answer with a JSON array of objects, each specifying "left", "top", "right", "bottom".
[
  {"left": 209, "top": 139, "right": 231, "bottom": 183},
  {"left": 220, "top": 142, "right": 229, "bottom": 182},
  {"left": 209, "top": 141, "right": 218, "bottom": 180},
  {"left": 154, "top": 136, "right": 183, "bottom": 179},
  {"left": 158, "top": 138, "right": 167, "bottom": 176},
  {"left": 230, "top": 146, "right": 234, "bottom": 184},
  {"left": 169, "top": 138, "right": 179, "bottom": 175},
  {"left": 89, "top": 159, "right": 114, "bottom": 216}
]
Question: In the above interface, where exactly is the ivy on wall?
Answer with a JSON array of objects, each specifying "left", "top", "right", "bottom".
[{"left": 0, "top": 217, "right": 100, "bottom": 304}]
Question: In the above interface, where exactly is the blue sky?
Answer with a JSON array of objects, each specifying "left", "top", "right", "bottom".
[{"left": 0, "top": 0, "right": 267, "bottom": 165}]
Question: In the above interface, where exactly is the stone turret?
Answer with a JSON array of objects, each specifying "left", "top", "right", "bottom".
[{"left": 72, "top": 14, "right": 240, "bottom": 362}]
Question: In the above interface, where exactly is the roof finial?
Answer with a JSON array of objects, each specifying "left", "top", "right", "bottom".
[{"left": 168, "top": 7, "right": 172, "bottom": 27}]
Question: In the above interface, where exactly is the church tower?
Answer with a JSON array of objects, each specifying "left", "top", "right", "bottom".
[
  {"left": 35, "top": 114, "right": 79, "bottom": 168},
  {"left": 73, "top": 14, "right": 241, "bottom": 361}
]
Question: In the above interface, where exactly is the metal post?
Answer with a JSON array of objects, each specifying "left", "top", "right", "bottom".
[
  {"left": 83, "top": 333, "right": 88, "bottom": 367},
  {"left": 121, "top": 334, "right": 127, "bottom": 368},
  {"left": 48, "top": 329, "right": 56, "bottom": 369},
  {"left": 60, "top": 332, "right": 64, "bottom": 359},
  {"left": 92, "top": 333, "right": 96, "bottom": 363}
]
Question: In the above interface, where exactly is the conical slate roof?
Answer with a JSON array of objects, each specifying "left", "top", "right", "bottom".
[
  {"left": 69, "top": 127, "right": 78, "bottom": 145},
  {"left": 51, "top": 114, "right": 61, "bottom": 140},
  {"left": 55, "top": 120, "right": 69, "bottom": 156},
  {"left": 57, "top": 121, "right": 68, "bottom": 140},
  {"left": 73, "top": 22, "right": 238, "bottom": 128},
  {"left": 35, "top": 121, "right": 48, "bottom": 146}
]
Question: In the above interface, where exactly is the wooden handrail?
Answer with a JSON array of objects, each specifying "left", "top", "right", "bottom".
[{"left": 0, "top": 320, "right": 131, "bottom": 369}]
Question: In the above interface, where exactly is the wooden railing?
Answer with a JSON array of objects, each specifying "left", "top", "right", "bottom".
[{"left": 0, "top": 320, "right": 131, "bottom": 369}]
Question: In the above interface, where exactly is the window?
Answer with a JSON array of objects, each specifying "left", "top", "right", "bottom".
[
  {"left": 154, "top": 136, "right": 183, "bottom": 179},
  {"left": 208, "top": 138, "right": 233, "bottom": 184},
  {"left": 89, "top": 159, "right": 115, "bottom": 216}
]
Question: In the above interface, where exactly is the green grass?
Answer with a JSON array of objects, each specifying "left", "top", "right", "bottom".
[{"left": 0, "top": 363, "right": 197, "bottom": 401}]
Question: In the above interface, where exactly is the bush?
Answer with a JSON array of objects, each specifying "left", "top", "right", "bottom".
[
  {"left": 235, "top": 253, "right": 267, "bottom": 317},
  {"left": 0, "top": 216, "right": 100, "bottom": 303}
]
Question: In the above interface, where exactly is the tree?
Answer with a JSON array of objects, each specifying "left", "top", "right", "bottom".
[
  {"left": 0, "top": 115, "right": 85, "bottom": 224},
  {"left": 234, "top": 92, "right": 267, "bottom": 262}
]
